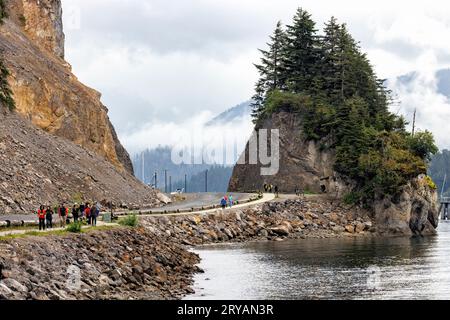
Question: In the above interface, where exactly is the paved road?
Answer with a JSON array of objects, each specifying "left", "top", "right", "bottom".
[
  {"left": 0, "top": 192, "right": 255, "bottom": 221},
  {"left": 145, "top": 193, "right": 275, "bottom": 218},
  {"left": 153, "top": 192, "right": 254, "bottom": 212}
]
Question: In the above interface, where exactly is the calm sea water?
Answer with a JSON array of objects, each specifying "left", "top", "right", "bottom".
[{"left": 186, "top": 221, "right": 450, "bottom": 300}]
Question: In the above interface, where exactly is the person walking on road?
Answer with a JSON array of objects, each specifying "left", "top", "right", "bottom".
[
  {"left": 85, "top": 203, "right": 91, "bottom": 225},
  {"left": 58, "top": 204, "right": 68, "bottom": 228},
  {"left": 79, "top": 203, "right": 85, "bottom": 221},
  {"left": 37, "top": 205, "right": 46, "bottom": 231},
  {"left": 220, "top": 197, "right": 227, "bottom": 210},
  {"left": 229, "top": 195, "right": 234, "bottom": 208},
  {"left": 90, "top": 203, "right": 98, "bottom": 226},
  {"left": 274, "top": 185, "right": 279, "bottom": 198},
  {"left": 72, "top": 204, "right": 80, "bottom": 223},
  {"left": 45, "top": 206, "right": 53, "bottom": 229}
]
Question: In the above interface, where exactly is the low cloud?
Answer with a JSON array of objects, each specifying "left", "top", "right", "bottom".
[
  {"left": 121, "top": 110, "right": 254, "bottom": 165},
  {"left": 389, "top": 53, "right": 450, "bottom": 149},
  {"left": 62, "top": 0, "right": 450, "bottom": 154}
]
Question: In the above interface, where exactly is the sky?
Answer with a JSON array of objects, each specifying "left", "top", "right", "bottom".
[{"left": 62, "top": 0, "right": 450, "bottom": 154}]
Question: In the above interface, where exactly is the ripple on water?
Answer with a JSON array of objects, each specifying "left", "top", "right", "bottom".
[{"left": 185, "top": 222, "right": 450, "bottom": 300}]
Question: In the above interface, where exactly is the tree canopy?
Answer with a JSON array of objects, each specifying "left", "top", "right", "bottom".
[{"left": 251, "top": 9, "right": 438, "bottom": 203}]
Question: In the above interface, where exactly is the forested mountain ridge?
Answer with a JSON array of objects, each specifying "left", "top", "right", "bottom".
[{"left": 230, "top": 8, "right": 439, "bottom": 235}]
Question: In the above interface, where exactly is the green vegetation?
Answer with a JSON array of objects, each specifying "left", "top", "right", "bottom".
[
  {"left": 0, "top": 58, "right": 15, "bottom": 111},
  {"left": 118, "top": 214, "right": 139, "bottom": 227},
  {"left": 0, "top": 225, "right": 118, "bottom": 241},
  {"left": 252, "top": 8, "right": 438, "bottom": 203},
  {"left": 0, "top": 0, "right": 7, "bottom": 24},
  {"left": 66, "top": 221, "right": 83, "bottom": 233}
]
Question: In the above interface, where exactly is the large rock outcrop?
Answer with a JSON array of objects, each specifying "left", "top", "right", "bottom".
[
  {"left": 374, "top": 176, "right": 439, "bottom": 236},
  {"left": 0, "top": 0, "right": 133, "bottom": 174},
  {"left": 229, "top": 111, "right": 349, "bottom": 196},
  {"left": 229, "top": 111, "right": 440, "bottom": 235}
]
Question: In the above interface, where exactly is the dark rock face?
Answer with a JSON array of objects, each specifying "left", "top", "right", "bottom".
[
  {"left": 229, "top": 111, "right": 349, "bottom": 195},
  {"left": 229, "top": 111, "right": 440, "bottom": 236}
]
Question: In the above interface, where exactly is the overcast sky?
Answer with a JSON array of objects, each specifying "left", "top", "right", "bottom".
[{"left": 62, "top": 0, "right": 450, "bottom": 154}]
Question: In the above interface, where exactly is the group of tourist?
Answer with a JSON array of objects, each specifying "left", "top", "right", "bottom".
[
  {"left": 220, "top": 195, "right": 234, "bottom": 209},
  {"left": 36, "top": 202, "right": 101, "bottom": 231},
  {"left": 263, "top": 183, "right": 279, "bottom": 197}
]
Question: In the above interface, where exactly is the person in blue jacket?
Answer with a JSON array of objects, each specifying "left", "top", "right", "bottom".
[{"left": 220, "top": 197, "right": 227, "bottom": 210}]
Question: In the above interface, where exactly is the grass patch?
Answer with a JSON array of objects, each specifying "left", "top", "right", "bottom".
[
  {"left": 0, "top": 224, "right": 119, "bottom": 241},
  {"left": 118, "top": 214, "right": 138, "bottom": 227},
  {"left": 0, "top": 229, "right": 68, "bottom": 241},
  {"left": 303, "top": 189, "right": 316, "bottom": 195}
]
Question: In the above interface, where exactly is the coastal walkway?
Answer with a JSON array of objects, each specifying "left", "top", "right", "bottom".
[{"left": 0, "top": 193, "right": 276, "bottom": 238}]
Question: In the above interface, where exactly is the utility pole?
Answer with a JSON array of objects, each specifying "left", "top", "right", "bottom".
[
  {"left": 412, "top": 108, "right": 417, "bottom": 136},
  {"left": 164, "top": 170, "right": 168, "bottom": 193},
  {"left": 205, "top": 169, "right": 208, "bottom": 193},
  {"left": 154, "top": 171, "right": 158, "bottom": 189},
  {"left": 184, "top": 174, "right": 187, "bottom": 193},
  {"left": 169, "top": 176, "right": 172, "bottom": 194}
]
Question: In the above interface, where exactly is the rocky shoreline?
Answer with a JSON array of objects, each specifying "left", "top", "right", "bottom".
[
  {"left": 0, "top": 196, "right": 377, "bottom": 300},
  {"left": 0, "top": 227, "right": 201, "bottom": 300},
  {"left": 140, "top": 197, "right": 375, "bottom": 247}
]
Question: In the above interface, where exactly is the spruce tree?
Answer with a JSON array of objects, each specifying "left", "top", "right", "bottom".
[
  {"left": 251, "top": 21, "right": 288, "bottom": 121},
  {"left": 320, "top": 17, "right": 343, "bottom": 102},
  {"left": 284, "top": 8, "right": 321, "bottom": 93}
]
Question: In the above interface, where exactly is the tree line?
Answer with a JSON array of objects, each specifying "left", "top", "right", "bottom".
[{"left": 252, "top": 8, "right": 438, "bottom": 203}]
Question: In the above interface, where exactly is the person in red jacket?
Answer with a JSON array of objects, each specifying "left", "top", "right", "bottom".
[
  {"left": 58, "top": 204, "right": 68, "bottom": 228},
  {"left": 37, "top": 205, "right": 46, "bottom": 231},
  {"left": 85, "top": 203, "right": 91, "bottom": 225}
]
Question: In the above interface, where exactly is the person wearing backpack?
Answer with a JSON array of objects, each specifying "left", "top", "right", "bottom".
[
  {"left": 46, "top": 206, "right": 54, "bottom": 229},
  {"left": 72, "top": 204, "right": 80, "bottom": 223},
  {"left": 37, "top": 205, "right": 46, "bottom": 231},
  {"left": 58, "top": 204, "right": 68, "bottom": 228}
]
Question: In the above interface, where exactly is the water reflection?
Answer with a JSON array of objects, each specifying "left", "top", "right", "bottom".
[{"left": 186, "top": 222, "right": 450, "bottom": 300}]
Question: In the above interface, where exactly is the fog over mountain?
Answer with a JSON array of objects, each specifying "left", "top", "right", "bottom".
[{"left": 62, "top": 1, "right": 450, "bottom": 158}]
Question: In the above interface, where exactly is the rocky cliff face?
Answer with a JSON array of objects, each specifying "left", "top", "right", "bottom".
[
  {"left": 374, "top": 176, "right": 439, "bottom": 236},
  {"left": 1, "top": 0, "right": 133, "bottom": 174},
  {"left": 229, "top": 111, "right": 440, "bottom": 236},
  {"left": 0, "top": 110, "right": 160, "bottom": 214},
  {"left": 6, "top": 0, "right": 64, "bottom": 58},
  {"left": 229, "top": 111, "right": 350, "bottom": 196}
]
